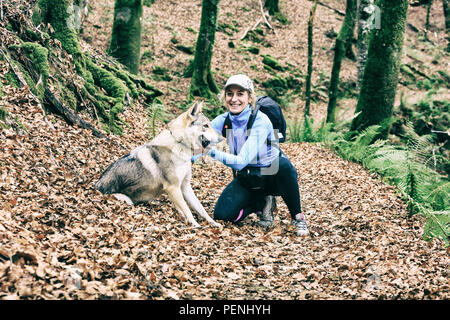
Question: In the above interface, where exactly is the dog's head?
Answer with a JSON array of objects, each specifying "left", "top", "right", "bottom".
[{"left": 168, "top": 102, "right": 223, "bottom": 150}]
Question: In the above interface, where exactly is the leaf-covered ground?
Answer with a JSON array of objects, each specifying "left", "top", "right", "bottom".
[{"left": 0, "top": 77, "right": 448, "bottom": 300}]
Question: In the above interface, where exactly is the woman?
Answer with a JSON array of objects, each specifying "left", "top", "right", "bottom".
[{"left": 203, "top": 74, "right": 309, "bottom": 236}]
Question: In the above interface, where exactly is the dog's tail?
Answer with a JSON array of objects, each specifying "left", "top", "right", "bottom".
[{"left": 95, "top": 154, "right": 137, "bottom": 195}]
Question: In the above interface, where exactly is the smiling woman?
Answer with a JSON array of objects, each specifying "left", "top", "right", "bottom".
[{"left": 201, "top": 74, "right": 310, "bottom": 236}]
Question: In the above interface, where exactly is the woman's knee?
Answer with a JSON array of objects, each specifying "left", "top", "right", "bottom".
[{"left": 214, "top": 205, "right": 235, "bottom": 221}]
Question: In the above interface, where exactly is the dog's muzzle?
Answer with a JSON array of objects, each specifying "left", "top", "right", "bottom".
[{"left": 199, "top": 135, "right": 210, "bottom": 148}]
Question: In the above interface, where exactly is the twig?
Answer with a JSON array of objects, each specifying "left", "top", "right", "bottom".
[
  {"left": 240, "top": 18, "right": 262, "bottom": 40},
  {"left": 258, "top": 0, "right": 275, "bottom": 32},
  {"left": 1, "top": 0, "right": 4, "bottom": 21},
  {"left": 309, "top": 0, "right": 345, "bottom": 16}
]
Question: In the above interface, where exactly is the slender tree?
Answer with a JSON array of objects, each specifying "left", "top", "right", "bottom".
[
  {"left": 37, "top": 0, "right": 161, "bottom": 134},
  {"left": 442, "top": 0, "right": 450, "bottom": 50},
  {"left": 189, "top": 0, "right": 220, "bottom": 100},
  {"left": 265, "top": 0, "right": 280, "bottom": 15},
  {"left": 108, "top": 0, "right": 143, "bottom": 74},
  {"left": 326, "top": 0, "right": 357, "bottom": 123},
  {"left": 356, "top": 0, "right": 372, "bottom": 89},
  {"left": 351, "top": 0, "right": 409, "bottom": 139},
  {"left": 304, "top": 0, "right": 318, "bottom": 117}
]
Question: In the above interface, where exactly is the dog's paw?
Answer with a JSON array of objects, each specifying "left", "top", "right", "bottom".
[
  {"left": 210, "top": 222, "right": 223, "bottom": 229},
  {"left": 191, "top": 222, "right": 202, "bottom": 229}
]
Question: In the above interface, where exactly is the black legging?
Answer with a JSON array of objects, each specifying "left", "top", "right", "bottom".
[{"left": 214, "top": 154, "right": 302, "bottom": 222}]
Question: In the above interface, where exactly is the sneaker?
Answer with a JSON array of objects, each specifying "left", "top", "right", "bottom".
[
  {"left": 256, "top": 196, "right": 276, "bottom": 228},
  {"left": 292, "top": 213, "right": 309, "bottom": 236}
]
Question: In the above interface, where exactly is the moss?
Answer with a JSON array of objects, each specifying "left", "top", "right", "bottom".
[
  {"left": 175, "top": 44, "right": 195, "bottom": 55},
  {"left": 61, "top": 86, "right": 78, "bottom": 110},
  {"left": 39, "top": 0, "right": 85, "bottom": 69},
  {"left": 4, "top": 70, "right": 21, "bottom": 88},
  {"left": 141, "top": 50, "right": 154, "bottom": 63},
  {"left": 246, "top": 46, "right": 260, "bottom": 54},
  {"left": 152, "top": 66, "right": 172, "bottom": 81},
  {"left": 262, "top": 54, "right": 284, "bottom": 71},
  {"left": 262, "top": 75, "right": 302, "bottom": 97},
  {"left": 0, "top": 106, "right": 8, "bottom": 129},
  {"left": 216, "top": 23, "right": 239, "bottom": 36},
  {"left": 21, "top": 42, "right": 49, "bottom": 100},
  {"left": 86, "top": 59, "right": 127, "bottom": 134},
  {"left": 273, "top": 12, "right": 289, "bottom": 25}
]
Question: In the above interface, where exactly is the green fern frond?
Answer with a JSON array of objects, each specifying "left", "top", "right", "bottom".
[
  {"left": 146, "top": 102, "right": 172, "bottom": 139},
  {"left": 425, "top": 181, "right": 450, "bottom": 211}
]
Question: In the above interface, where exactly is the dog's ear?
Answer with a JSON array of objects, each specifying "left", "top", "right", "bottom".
[{"left": 190, "top": 102, "right": 203, "bottom": 117}]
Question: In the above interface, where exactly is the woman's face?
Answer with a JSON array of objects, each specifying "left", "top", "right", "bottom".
[{"left": 225, "top": 85, "right": 250, "bottom": 114}]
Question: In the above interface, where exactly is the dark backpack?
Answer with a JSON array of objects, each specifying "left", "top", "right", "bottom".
[{"left": 221, "top": 96, "right": 287, "bottom": 143}]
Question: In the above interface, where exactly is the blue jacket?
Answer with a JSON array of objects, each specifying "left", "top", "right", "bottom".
[{"left": 207, "top": 105, "right": 280, "bottom": 171}]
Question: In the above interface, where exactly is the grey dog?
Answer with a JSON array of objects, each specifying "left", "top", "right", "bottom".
[{"left": 95, "top": 102, "right": 222, "bottom": 228}]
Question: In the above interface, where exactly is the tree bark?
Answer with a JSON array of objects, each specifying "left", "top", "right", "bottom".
[
  {"left": 189, "top": 0, "right": 220, "bottom": 100},
  {"left": 356, "top": 0, "right": 373, "bottom": 89},
  {"left": 326, "top": 0, "right": 357, "bottom": 123},
  {"left": 351, "top": 0, "right": 409, "bottom": 139},
  {"left": 304, "top": 0, "right": 319, "bottom": 117},
  {"left": 265, "top": 0, "right": 280, "bottom": 15},
  {"left": 443, "top": 0, "right": 450, "bottom": 50},
  {"left": 38, "top": 0, "right": 85, "bottom": 71},
  {"left": 108, "top": 0, "right": 143, "bottom": 74}
]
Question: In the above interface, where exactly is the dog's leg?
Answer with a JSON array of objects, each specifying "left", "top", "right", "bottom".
[
  {"left": 165, "top": 185, "right": 202, "bottom": 228},
  {"left": 181, "top": 181, "right": 221, "bottom": 228}
]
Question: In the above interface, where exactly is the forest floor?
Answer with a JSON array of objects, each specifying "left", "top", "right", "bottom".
[{"left": 0, "top": 0, "right": 449, "bottom": 299}]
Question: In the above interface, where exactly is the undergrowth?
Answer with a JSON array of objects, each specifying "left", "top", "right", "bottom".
[{"left": 288, "top": 117, "right": 449, "bottom": 246}]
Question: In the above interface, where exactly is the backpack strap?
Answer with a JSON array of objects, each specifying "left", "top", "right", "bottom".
[
  {"left": 221, "top": 113, "right": 232, "bottom": 138},
  {"left": 246, "top": 104, "right": 260, "bottom": 132}
]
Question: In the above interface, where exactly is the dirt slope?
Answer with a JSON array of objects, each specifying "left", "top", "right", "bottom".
[{"left": 0, "top": 74, "right": 447, "bottom": 299}]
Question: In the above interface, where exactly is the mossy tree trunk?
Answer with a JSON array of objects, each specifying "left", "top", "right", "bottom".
[
  {"left": 326, "top": 0, "right": 357, "bottom": 123},
  {"left": 38, "top": 0, "right": 85, "bottom": 71},
  {"left": 442, "top": 0, "right": 450, "bottom": 51},
  {"left": 265, "top": 0, "right": 280, "bottom": 15},
  {"left": 304, "top": 0, "right": 318, "bottom": 117},
  {"left": 108, "top": 0, "right": 143, "bottom": 75},
  {"left": 350, "top": 0, "right": 409, "bottom": 139},
  {"left": 356, "top": 0, "right": 373, "bottom": 89},
  {"left": 188, "top": 0, "right": 220, "bottom": 101},
  {"left": 24, "top": 0, "right": 162, "bottom": 135}
]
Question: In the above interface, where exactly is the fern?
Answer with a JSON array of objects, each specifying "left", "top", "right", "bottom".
[
  {"left": 301, "top": 115, "right": 316, "bottom": 142},
  {"left": 423, "top": 210, "right": 450, "bottom": 245},
  {"left": 146, "top": 102, "right": 172, "bottom": 139},
  {"left": 303, "top": 117, "right": 449, "bottom": 245},
  {"left": 425, "top": 181, "right": 450, "bottom": 211}
]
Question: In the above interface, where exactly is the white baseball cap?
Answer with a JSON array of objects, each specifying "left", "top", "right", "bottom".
[{"left": 224, "top": 74, "right": 254, "bottom": 92}]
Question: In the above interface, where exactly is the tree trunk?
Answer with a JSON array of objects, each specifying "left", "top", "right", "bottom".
[
  {"left": 351, "top": 0, "right": 409, "bottom": 139},
  {"left": 326, "top": 0, "right": 357, "bottom": 123},
  {"left": 189, "top": 0, "right": 220, "bottom": 100},
  {"left": 304, "top": 0, "right": 318, "bottom": 117},
  {"left": 265, "top": 0, "right": 280, "bottom": 15},
  {"left": 34, "top": 0, "right": 161, "bottom": 135},
  {"left": 425, "top": 0, "right": 433, "bottom": 40},
  {"left": 38, "top": 0, "right": 85, "bottom": 71},
  {"left": 356, "top": 0, "right": 377, "bottom": 89},
  {"left": 108, "top": 0, "right": 143, "bottom": 74},
  {"left": 443, "top": 0, "right": 450, "bottom": 50}
]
